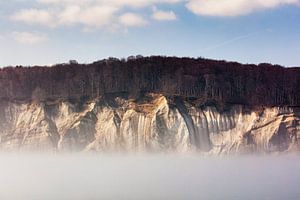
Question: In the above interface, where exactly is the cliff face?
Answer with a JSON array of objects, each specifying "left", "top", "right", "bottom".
[
  {"left": 0, "top": 94, "right": 299, "bottom": 153},
  {"left": 0, "top": 57, "right": 299, "bottom": 153}
]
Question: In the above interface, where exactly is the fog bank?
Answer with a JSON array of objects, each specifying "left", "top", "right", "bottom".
[{"left": 0, "top": 154, "right": 299, "bottom": 200}]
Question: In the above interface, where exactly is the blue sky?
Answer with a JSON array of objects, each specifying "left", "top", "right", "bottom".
[{"left": 0, "top": 0, "right": 300, "bottom": 67}]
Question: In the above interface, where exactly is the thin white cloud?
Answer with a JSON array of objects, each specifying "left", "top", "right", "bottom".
[
  {"left": 152, "top": 10, "right": 177, "bottom": 21},
  {"left": 11, "top": 6, "right": 118, "bottom": 28},
  {"left": 68, "top": 6, "right": 118, "bottom": 27},
  {"left": 186, "top": 0, "right": 300, "bottom": 16},
  {"left": 10, "top": 0, "right": 180, "bottom": 30},
  {"left": 10, "top": 0, "right": 300, "bottom": 31},
  {"left": 119, "top": 13, "right": 147, "bottom": 27},
  {"left": 12, "top": 31, "right": 48, "bottom": 45},
  {"left": 11, "top": 9, "right": 55, "bottom": 27},
  {"left": 57, "top": 5, "right": 81, "bottom": 26},
  {"left": 37, "top": 0, "right": 181, "bottom": 8}
]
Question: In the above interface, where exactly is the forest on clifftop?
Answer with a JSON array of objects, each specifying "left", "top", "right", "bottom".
[{"left": 0, "top": 56, "right": 299, "bottom": 109}]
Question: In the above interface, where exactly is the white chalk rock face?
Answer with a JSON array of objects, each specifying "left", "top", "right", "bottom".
[{"left": 0, "top": 95, "right": 299, "bottom": 154}]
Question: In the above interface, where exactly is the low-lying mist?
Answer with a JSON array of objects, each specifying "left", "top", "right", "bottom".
[{"left": 0, "top": 153, "right": 299, "bottom": 200}]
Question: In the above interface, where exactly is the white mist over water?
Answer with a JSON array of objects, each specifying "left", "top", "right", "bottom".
[{"left": 0, "top": 154, "right": 299, "bottom": 200}]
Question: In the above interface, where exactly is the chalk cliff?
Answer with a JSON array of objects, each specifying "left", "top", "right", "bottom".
[{"left": 0, "top": 56, "right": 299, "bottom": 153}]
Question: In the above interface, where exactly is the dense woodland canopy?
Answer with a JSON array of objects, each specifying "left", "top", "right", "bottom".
[{"left": 0, "top": 56, "right": 299, "bottom": 109}]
